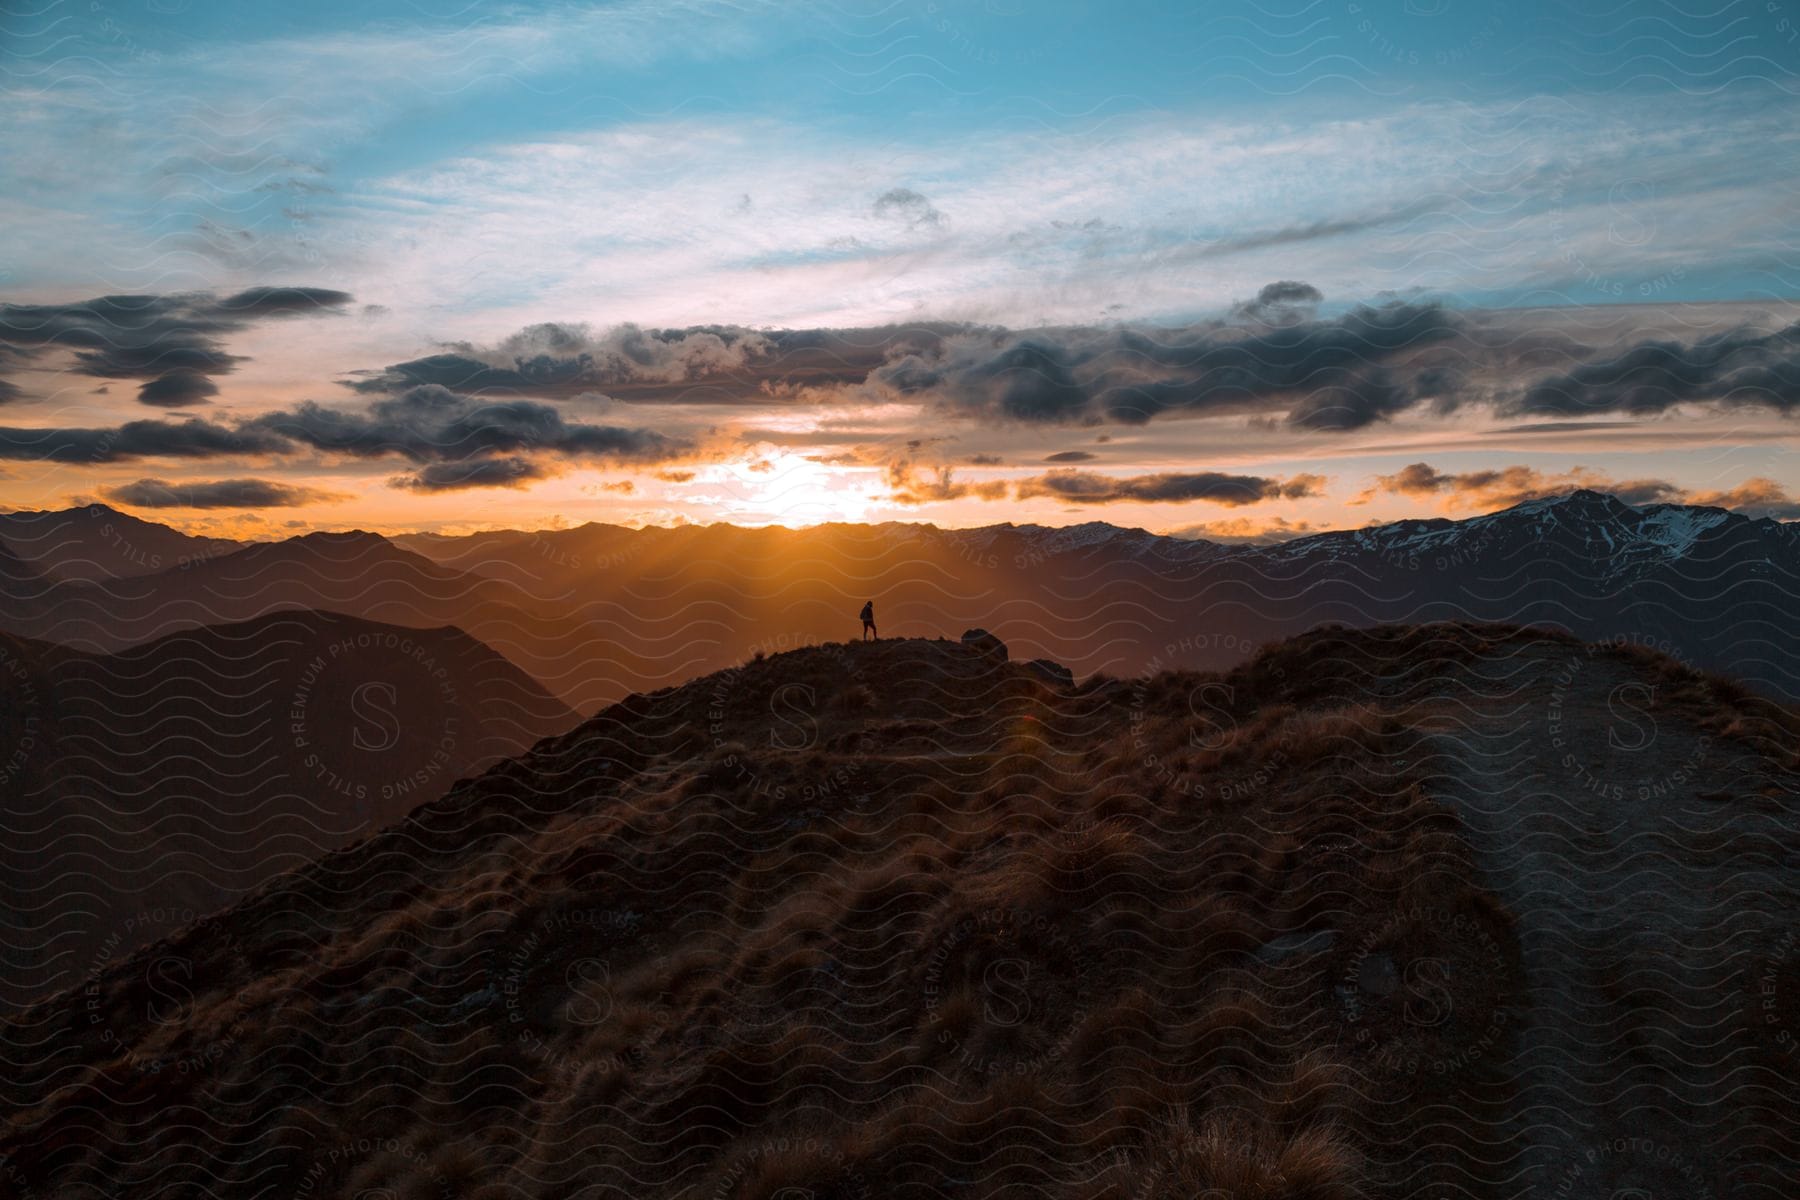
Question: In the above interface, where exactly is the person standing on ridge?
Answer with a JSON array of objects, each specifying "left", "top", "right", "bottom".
[{"left": 860, "top": 600, "right": 877, "bottom": 641}]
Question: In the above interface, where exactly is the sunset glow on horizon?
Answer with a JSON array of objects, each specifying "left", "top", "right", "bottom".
[{"left": 4, "top": 2, "right": 1798, "bottom": 537}]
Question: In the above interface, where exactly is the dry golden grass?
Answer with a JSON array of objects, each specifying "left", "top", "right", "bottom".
[{"left": 17, "top": 622, "right": 1775, "bottom": 1198}]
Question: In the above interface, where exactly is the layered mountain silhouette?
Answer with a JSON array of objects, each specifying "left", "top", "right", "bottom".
[
  {"left": 6, "top": 491, "right": 1798, "bottom": 715},
  {"left": 2, "top": 625, "right": 1794, "bottom": 1198},
  {"left": 0, "top": 503, "right": 242, "bottom": 583},
  {"left": 0, "top": 609, "right": 574, "bottom": 1012}
]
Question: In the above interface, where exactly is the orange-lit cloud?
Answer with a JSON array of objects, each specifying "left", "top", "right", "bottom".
[
  {"left": 1169, "top": 516, "right": 1331, "bottom": 544},
  {"left": 885, "top": 463, "right": 1009, "bottom": 506},
  {"left": 1356, "top": 463, "right": 1800, "bottom": 519},
  {"left": 1685, "top": 477, "right": 1800, "bottom": 518},
  {"left": 1357, "top": 463, "right": 1683, "bottom": 510}
]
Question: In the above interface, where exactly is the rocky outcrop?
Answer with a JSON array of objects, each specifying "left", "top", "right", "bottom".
[{"left": 960, "top": 627, "right": 1007, "bottom": 660}]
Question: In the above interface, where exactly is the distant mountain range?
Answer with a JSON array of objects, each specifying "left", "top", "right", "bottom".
[
  {"left": 0, "top": 503, "right": 242, "bottom": 583},
  {"left": 1, "top": 487, "right": 1793, "bottom": 1012},
  {"left": 0, "top": 609, "right": 573, "bottom": 1011},
  {"left": 4, "top": 491, "right": 1795, "bottom": 708}
]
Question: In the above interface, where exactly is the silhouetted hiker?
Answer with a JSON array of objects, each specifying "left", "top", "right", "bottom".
[{"left": 860, "top": 600, "right": 877, "bottom": 641}]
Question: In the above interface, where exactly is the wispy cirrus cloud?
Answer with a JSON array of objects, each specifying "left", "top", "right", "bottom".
[{"left": 325, "top": 90, "right": 1800, "bottom": 333}]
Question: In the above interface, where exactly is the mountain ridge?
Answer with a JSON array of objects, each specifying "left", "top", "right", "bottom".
[
  {"left": 0, "top": 607, "right": 577, "bottom": 1012},
  {"left": 3, "top": 622, "right": 1794, "bottom": 1198}
]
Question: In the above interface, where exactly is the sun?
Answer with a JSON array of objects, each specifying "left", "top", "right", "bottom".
[{"left": 693, "top": 449, "right": 875, "bottom": 526}]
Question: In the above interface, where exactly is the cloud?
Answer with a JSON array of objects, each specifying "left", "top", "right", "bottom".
[
  {"left": 249, "top": 385, "right": 685, "bottom": 466},
  {"left": 867, "top": 298, "right": 1458, "bottom": 429},
  {"left": 137, "top": 371, "right": 222, "bottom": 408},
  {"left": 1169, "top": 515, "right": 1329, "bottom": 544},
  {"left": 0, "top": 286, "right": 353, "bottom": 407},
  {"left": 344, "top": 321, "right": 975, "bottom": 403},
  {"left": 1685, "top": 477, "right": 1800, "bottom": 519},
  {"left": 1013, "top": 469, "right": 1326, "bottom": 506},
  {"left": 336, "top": 301, "right": 1800, "bottom": 446},
  {"left": 210, "top": 286, "right": 355, "bottom": 319},
  {"left": 0, "top": 385, "right": 683, "bottom": 498},
  {"left": 1503, "top": 323, "right": 1800, "bottom": 417},
  {"left": 872, "top": 187, "right": 944, "bottom": 229},
  {"left": 883, "top": 461, "right": 1009, "bottom": 505},
  {"left": 1044, "top": 450, "right": 1097, "bottom": 462},
  {"left": 344, "top": 322, "right": 789, "bottom": 400},
  {"left": 392, "top": 456, "right": 553, "bottom": 492},
  {"left": 101, "top": 477, "right": 347, "bottom": 509},
  {"left": 1232, "top": 280, "right": 1324, "bottom": 323},
  {"left": 1281, "top": 370, "right": 1418, "bottom": 431},
  {"left": 1358, "top": 462, "right": 1684, "bottom": 509},
  {"left": 0, "top": 418, "right": 289, "bottom": 463},
  {"left": 1361, "top": 462, "right": 1800, "bottom": 517}
]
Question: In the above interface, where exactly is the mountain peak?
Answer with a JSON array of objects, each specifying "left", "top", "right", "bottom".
[
  {"left": 288, "top": 528, "right": 394, "bottom": 550},
  {"left": 1502, "top": 488, "right": 1636, "bottom": 518}
]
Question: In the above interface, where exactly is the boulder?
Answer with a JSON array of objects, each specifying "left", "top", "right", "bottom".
[
  {"left": 960, "top": 628, "right": 1008, "bottom": 661},
  {"left": 1024, "top": 658, "right": 1074, "bottom": 687}
]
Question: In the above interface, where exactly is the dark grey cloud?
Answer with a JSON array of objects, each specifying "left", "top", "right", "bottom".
[
  {"left": 137, "top": 371, "right": 221, "bottom": 408},
  {"left": 394, "top": 456, "right": 551, "bottom": 492},
  {"left": 210, "top": 286, "right": 352, "bottom": 319},
  {"left": 0, "top": 286, "right": 353, "bottom": 407},
  {"left": 346, "top": 298, "right": 1455, "bottom": 434},
  {"left": 0, "top": 418, "right": 288, "bottom": 463},
  {"left": 250, "top": 385, "right": 682, "bottom": 466},
  {"left": 1200, "top": 198, "right": 1443, "bottom": 261},
  {"left": 1044, "top": 450, "right": 1097, "bottom": 463},
  {"left": 1233, "top": 279, "right": 1324, "bottom": 323},
  {"left": 1505, "top": 323, "right": 1800, "bottom": 417},
  {"left": 870, "top": 298, "right": 1457, "bottom": 430},
  {"left": 1013, "top": 469, "right": 1326, "bottom": 506},
  {"left": 342, "top": 321, "right": 974, "bottom": 404},
  {"left": 0, "top": 383, "right": 682, "bottom": 494},
  {"left": 1282, "top": 368, "right": 1416, "bottom": 431},
  {"left": 873, "top": 187, "right": 944, "bottom": 229},
  {"left": 1361, "top": 462, "right": 1683, "bottom": 509},
  {"left": 1496, "top": 420, "right": 1643, "bottom": 434},
  {"left": 101, "top": 477, "right": 343, "bottom": 509},
  {"left": 345, "top": 323, "right": 781, "bottom": 399}
]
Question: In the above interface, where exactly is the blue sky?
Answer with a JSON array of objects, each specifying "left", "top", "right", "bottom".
[{"left": 2, "top": 0, "right": 1798, "bottom": 534}]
